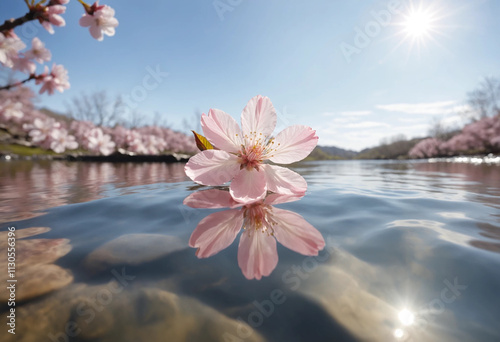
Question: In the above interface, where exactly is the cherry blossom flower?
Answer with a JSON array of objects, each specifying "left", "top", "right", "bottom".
[
  {"left": 36, "top": 64, "right": 70, "bottom": 95},
  {"left": 36, "top": 5, "right": 67, "bottom": 34},
  {"left": 0, "top": 100, "right": 24, "bottom": 122},
  {"left": 185, "top": 190, "right": 325, "bottom": 280},
  {"left": 185, "top": 95, "right": 318, "bottom": 203},
  {"left": 79, "top": 2, "right": 119, "bottom": 41},
  {"left": 24, "top": 38, "right": 52, "bottom": 64},
  {"left": 24, "top": 117, "right": 61, "bottom": 144},
  {"left": 87, "top": 127, "right": 116, "bottom": 155},
  {"left": 49, "top": 128, "right": 78, "bottom": 153},
  {"left": 0, "top": 99, "right": 24, "bottom": 123},
  {"left": 12, "top": 56, "right": 36, "bottom": 74},
  {"left": 0, "top": 32, "right": 26, "bottom": 68},
  {"left": 125, "top": 130, "right": 147, "bottom": 154}
]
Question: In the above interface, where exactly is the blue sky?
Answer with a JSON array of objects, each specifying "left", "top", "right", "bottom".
[{"left": 1, "top": 0, "right": 499, "bottom": 150}]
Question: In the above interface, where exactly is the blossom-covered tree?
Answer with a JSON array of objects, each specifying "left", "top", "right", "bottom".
[
  {"left": 408, "top": 137, "right": 444, "bottom": 158},
  {"left": 409, "top": 115, "right": 500, "bottom": 158}
]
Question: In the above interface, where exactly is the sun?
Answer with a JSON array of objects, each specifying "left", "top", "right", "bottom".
[
  {"left": 404, "top": 9, "right": 434, "bottom": 38},
  {"left": 388, "top": 2, "right": 447, "bottom": 58}
]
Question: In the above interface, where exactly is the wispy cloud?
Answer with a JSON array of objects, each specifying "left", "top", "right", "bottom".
[
  {"left": 344, "top": 121, "right": 391, "bottom": 129},
  {"left": 322, "top": 110, "right": 372, "bottom": 117},
  {"left": 341, "top": 110, "right": 372, "bottom": 116},
  {"left": 376, "top": 100, "right": 458, "bottom": 115}
]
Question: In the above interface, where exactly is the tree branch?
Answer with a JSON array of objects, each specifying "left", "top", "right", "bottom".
[
  {"left": 0, "top": 11, "right": 37, "bottom": 33},
  {"left": 0, "top": 75, "right": 36, "bottom": 91}
]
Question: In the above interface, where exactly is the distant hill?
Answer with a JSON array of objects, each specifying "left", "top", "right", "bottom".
[
  {"left": 303, "top": 146, "right": 338, "bottom": 161},
  {"left": 314, "top": 138, "right": 428, "bottom": 161},
  {"left": 318, "top": 145, "right": 358, "bottom": 159},
  {"left": 356, "top": 137, "right": 424, "bottom": 160}
]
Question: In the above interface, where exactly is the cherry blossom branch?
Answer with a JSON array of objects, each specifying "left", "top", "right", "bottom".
[
  {"left": 0, "top": 11, "right": 37, "bottom": 33},
  {"left": 0, "top": 75, "right": 36, "bottom": 91}
]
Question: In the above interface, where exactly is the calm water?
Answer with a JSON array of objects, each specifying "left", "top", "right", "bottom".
[{"left": 1, "top": 160, "right": 500, "bottom": 342}]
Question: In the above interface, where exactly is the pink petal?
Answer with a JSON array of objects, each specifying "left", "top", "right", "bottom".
[
  {"left": 42, "top": 21, "right": 54, "bottom": 34},
  {"left": 189, "top": 209, "right": 243, "bottom": 258},
  {"left": 201, "top": 109, "right": 242, "bottom": 153},
  {"left": 102, "top": 26, "right": 116, "bottom": 36},
  {"left": 238, "top": 230, "right": 278, "bottom": 280},
  {"left": 79, "top": 15, "right": 93, "bottom": 27},
  {"left": 262, "top": 164, "right": 307, "bottom": 195},
  {"left": 264, "top": 193, "right": 304, "bottom": 206},
  {"left": 272, "top": 208, "right": 325, "bottom": 255},
  {"left": 241, "top": 95, "right": 276, "bottom": 142},
  {"left": 185, "top": 150, "right": 240, "bottom": 186},
  {"left": 230, "top": 169, "right": 267, "bottom": 204},
  {"left": 183, "top": 189, "right": 243, "bottom": 209},
  {"left": 269, "top": 125, "right": 318, "bottom": 164},
  {"left": 89, "top": 25, "right": 104, "bottom": 41}
]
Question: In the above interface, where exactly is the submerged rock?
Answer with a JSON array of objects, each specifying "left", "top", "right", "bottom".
[
  {"left": 84, "top": 234, "right": 186, "bottom": 273},
  {"left": 299, "top": 246, "right": 455, "bottom": 342},
  {"left": 16, "top": 264, "right": 73, "bottom": 302},
  {"left": 0, "top": 230, "right": 73, "bottom": 302},
  {"left": 0, "top": 227, "right": 51, "bottom": 248},
  {"left": 4, "top": 238, "right": 71, "bottom": 270},
  {"left": 5, "top": 282, "right": 264, "bottom": 342}
]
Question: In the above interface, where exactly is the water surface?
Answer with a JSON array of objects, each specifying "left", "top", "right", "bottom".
[{"left": 1, "top": 160, "right": 500, "bottom": 342}]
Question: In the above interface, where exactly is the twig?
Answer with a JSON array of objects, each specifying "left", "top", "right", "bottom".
[{"left": 0, "top": 12, "right": 37, "bottom": 33}]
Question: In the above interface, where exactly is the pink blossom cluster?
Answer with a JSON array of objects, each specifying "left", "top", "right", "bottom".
[
  {"left": 71, "top": 121, "right": 197, "bottom": 156},
  {"left": 0, "top": 32, "right": 69, "bottom": 95},
  {"left": 0, "top": 1, "right": 118, "bottom": 93},
  {"left": 183, "top": 95, "right": 323, "bottom": 280},
  {"left": 23, "top": 118, "right": 78, "bottom": 153},
  {"left": 0, "top": 86, "right": 42, "bottom": 129},
  {"left": 410, "top": 115, "right": 500, "bottom": 158},
  {"left": 1, "top": 86, "right": 197, "bottom": 155}
]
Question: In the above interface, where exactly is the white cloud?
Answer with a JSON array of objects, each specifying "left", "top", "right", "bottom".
[
  {"left": 331, "top": 117, "right": 359, "bottom": 124},
  {"left": 344, "top": 121, "right": 391, "bottom": 129},
  {"left": 397, "top": 117, "right": 424, "bottom": 123},
  {"left": 376, "top": 100, "right": 459, "bottom": 115},
  {"left": 340, "top": 110, "right": 372, "bottom": 116},
  {"left": 441, "top": 113, "right": 464, "bottom": 127}
]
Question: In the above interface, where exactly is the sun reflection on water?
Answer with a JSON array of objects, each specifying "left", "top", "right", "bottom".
[{"left": 394, "top": 308, "right": 416, "bottom": 340}]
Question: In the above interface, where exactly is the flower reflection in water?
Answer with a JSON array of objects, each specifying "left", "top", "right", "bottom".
[{"left": 184, "top": 189, "right": 325, "bottom": 280}]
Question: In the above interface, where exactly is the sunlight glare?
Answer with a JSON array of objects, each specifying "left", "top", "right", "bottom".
[
  {"left": 404, "top": 10, "right": 433, "bottom": 38},
  {"left": 394, "top": 328, "right": 405, "bottom": 339},
  {"left": 398, "top": 309, "right": 415, "bottom": 326}
]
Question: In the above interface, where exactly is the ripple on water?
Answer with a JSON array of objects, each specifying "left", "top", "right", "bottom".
[{"left": 1, "top": 160, "right": 500, "bottom": 341}]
